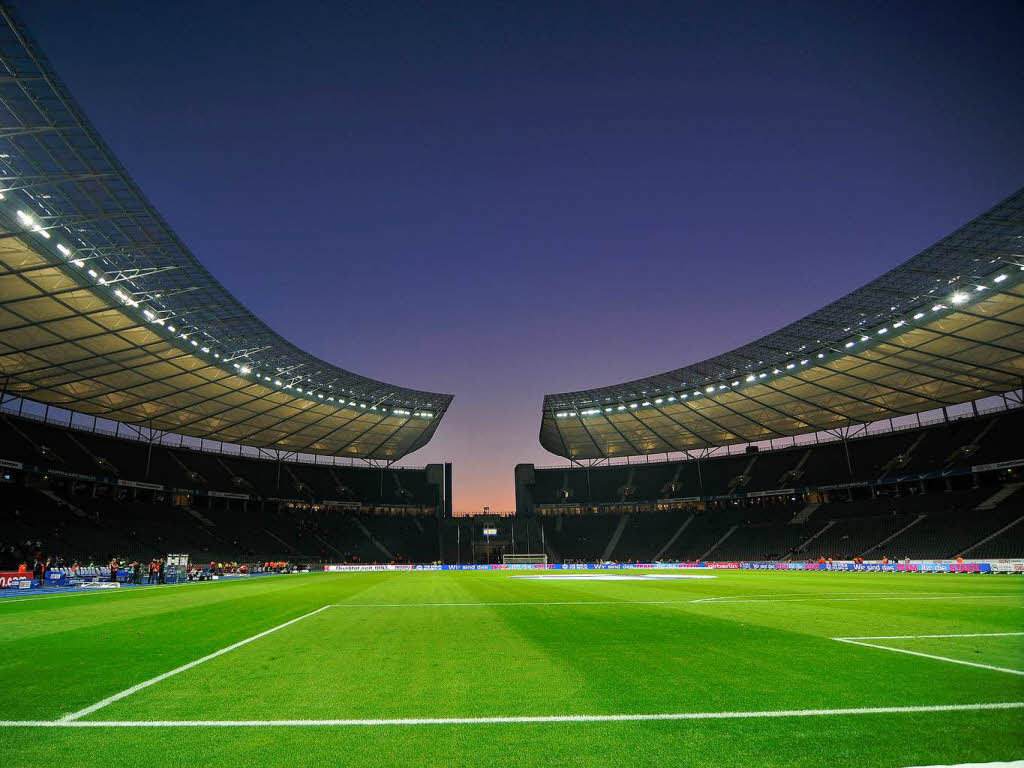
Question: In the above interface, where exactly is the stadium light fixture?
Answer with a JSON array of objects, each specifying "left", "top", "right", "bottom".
[
  {"left": 994, "top": 274, "right": 1007, "bottom": 282},
  {"left": 950, "top": 292, "right": 969, "bottom": 305},
  {"left": 913, "top": 312, "right": 925, "bottom": 319}
]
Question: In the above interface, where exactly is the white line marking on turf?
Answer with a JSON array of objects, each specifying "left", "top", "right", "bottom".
[
  {"left": 508, "top": 574, "right": 717, "bottom": 580},
  {"left": 0, "top": 572, "right": 304, "bottom": 606},
  {"left": 833, "top": 637, "right": 1024, "bottom": 676},
  {"left": 59, "top": 605, "right": 333, "bottom": 722},
  {"left": 0, "top": 582, "right": 216, "bottom": 605},
  {"left": 839, "top": 632, "right": 1024, "bottom": 641},
  {"left": 903, "top": 761, "right": 1024, "bottom": 768},
  {"left": 1, "top": 701, "right": 1020, "bottom": 728},
  {"left": 325, "top": 595, "right": 1016, "bottom": 609}
]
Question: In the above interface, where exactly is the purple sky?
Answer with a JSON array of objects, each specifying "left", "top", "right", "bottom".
[{"left": 21, "top": 1, "right": 1024, "bottom": 513}]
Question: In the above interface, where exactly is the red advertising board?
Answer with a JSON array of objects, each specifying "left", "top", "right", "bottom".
[{"left": 0, "top": 571, "right": 30, "bottom": 588}]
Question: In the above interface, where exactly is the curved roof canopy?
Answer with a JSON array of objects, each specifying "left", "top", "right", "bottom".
[
  {"left": 541, "top": 188, "right": 1024, "bottom": 460},
  {"left": 0, "top": 7, "right": 452, "bottom": 460}
]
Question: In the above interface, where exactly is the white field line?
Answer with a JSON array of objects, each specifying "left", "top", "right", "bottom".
[
  {"left": 839, "top": 632, "right": 1024, "bottom": 641},
  {"left": 59, "top": 605, "right": 333, "bottom": 722},
  {"left": 325, "top": 595, "right": 1018, "bottom": 609},
  {"left": 0, "top": 572, "right": 297, "bottom": 606},
  {"left": 1, "top": 701, "right": 1021, "bottom": 728},
  {"left": 833, "top": 638, "right": 1024, "bottom": 677},
  {"left": 0, "top": 582, "right": 215, "bottom": 605},
  {"left": 905, "top": 761, "right": 1024, "bottom": 768}
]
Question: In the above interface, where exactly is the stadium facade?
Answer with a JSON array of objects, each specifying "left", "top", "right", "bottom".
[{"left": 0, "top": 6, "right": 452, "bottom": 463}]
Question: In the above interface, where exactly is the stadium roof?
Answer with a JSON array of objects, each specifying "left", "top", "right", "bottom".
[
  {"left": 541, "top": 188, "right": 1024, "bottom": 460},
  {"left": 0, "top": 7, "right": 452, "bottom": 461}
]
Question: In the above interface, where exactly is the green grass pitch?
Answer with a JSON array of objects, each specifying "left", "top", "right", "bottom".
[{"left": 0, "top": 570, "right": 1021, "bottom": 767}]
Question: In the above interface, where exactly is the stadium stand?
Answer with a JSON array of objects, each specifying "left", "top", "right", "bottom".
[
  {"left": 0, "top": 410, "right": 446, "bottom": 568},
  {"left": 514, "top": 405, "right": 1024, "bottom": 563},
  {"left": 2, "top": 402, "right": 1022, "bottom": 569}
]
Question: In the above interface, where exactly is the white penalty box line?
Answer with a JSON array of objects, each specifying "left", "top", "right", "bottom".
[
  {"left": 59, "top": 605, "right": 334, "bottom": 722},
  {"left": 832, "top": 632, "right": 1024, "bottom": 677},
  {"left": 1, "top": 701, "right": 1021, "bottom": 728}
]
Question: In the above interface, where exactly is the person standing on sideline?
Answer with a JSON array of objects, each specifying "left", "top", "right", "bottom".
[{"left": 158, "top": 557, "right": 165, "bottom": 584}]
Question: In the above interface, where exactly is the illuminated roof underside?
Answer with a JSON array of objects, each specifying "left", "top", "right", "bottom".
[
  {"left": 0, "top": 8, "right": 451, "bottom": 460},
  {"left": 542, "top": 188, "right": 1024, "bottom": 459}
]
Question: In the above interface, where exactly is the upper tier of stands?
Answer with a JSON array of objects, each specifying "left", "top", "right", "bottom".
[
  {"left": 0, "top": 412, "right": 439, "bottom": 509},
  {"left": 519, "top": 407, "right": 1023, "bottom": 511}
]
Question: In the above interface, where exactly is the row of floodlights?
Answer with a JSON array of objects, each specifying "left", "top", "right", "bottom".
[
  {"left": 555, "top": 273, "right": 1017, "bottom": 420},
  {"left": 7, "top": 201, "right": 435, "bottom": 420}
]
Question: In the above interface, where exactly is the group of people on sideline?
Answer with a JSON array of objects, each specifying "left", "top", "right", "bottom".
[{"left": 114, "top": 557, "right": 167, "bottom": 585}]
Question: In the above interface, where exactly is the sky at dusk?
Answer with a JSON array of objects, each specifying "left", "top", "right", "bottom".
[{"left": 19, "top": 1, "right": 1024, "bottom": 513}]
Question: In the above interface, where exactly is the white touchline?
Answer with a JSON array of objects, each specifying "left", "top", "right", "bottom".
[
  {"left": 832, "top": 638, "right": 1024, "bottom": 677},
  {"left": 1, "top": 701, "right": 1021, "bottom": 728},
  {"left": 839, "top": 632, "right": 1024, "bottom": 641},
  {"left": 0, "top": 572, "right": 296, "bottom": 606},
  {"left": 59, "top": 605, "right": 333, "bottom": 722},
  {"left": 0, "top": 581, "right": 217, "bottom": 605},
  {"left": 326, "top": 595, "right": 1016, "bottom": 609}
]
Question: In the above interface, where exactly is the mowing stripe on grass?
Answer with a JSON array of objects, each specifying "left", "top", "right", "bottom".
[
  {"left": 2, "top": 702, "right": 1022, "bottom": 728},
  {"left": 833, "top": 638, "right": 1024, "bottom": 676},
  {"left": 60, "top": 605, "right": 333, "bottom": 722}
]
